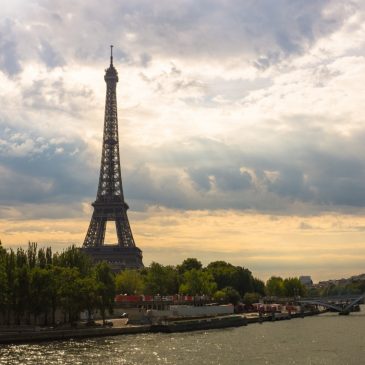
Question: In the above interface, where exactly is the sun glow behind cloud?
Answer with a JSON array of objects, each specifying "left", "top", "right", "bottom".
[{"left": 1, "top": 0, "right": 365, "bottom": 280}]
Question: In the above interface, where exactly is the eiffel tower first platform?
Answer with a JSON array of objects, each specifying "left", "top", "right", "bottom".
[{"left": 81, "top": 46, "right": 143, "bottom": 272}]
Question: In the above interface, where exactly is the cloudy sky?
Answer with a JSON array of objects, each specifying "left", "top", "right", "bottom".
[{"left": 1, "top": 0, "right": 365, "bottom": 281}]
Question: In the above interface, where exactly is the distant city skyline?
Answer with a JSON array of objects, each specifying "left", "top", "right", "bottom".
[{"left": 1, "top": 1, "right": 365, "bottom": 281}]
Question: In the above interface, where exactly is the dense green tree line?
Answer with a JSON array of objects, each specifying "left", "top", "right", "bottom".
[
  {"left": 265, "top": 276, "right": 306, "bottom": 297},
  {"left": 0, "top": 241, "right": 316, "bottom": 327},
  {"left": 115, "top": 258, "right": 266, "bottom": 305},
  {"left": 0, "top": 241, "right": 115, "bottom": 325},
  {"left": 1, "top": 243, "right": 267, "bottom": 326},
  {"left": 265, "top": 275, "right": 365, "bottom": 298},
  {"left": 306, "top": 281, "right": 365, "bottom": 297},
  {"left": 115, "top": 260, "right": 313, "bottom": 304}
]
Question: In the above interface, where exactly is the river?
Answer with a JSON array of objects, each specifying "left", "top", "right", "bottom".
[{"left": 1, "top": 307, "right": 364, "bottom": 365}]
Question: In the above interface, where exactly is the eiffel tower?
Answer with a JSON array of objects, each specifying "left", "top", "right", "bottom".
[{"left": 82, "top": 46, "right": 143, "bottom": 271}]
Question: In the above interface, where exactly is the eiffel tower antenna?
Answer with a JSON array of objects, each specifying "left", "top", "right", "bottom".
[{"left": 82, "top": 47, "right": 143, "bottom": 271}]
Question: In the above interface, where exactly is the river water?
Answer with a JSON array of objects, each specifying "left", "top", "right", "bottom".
[{"left": 1, "top": 307, "right": 364, "bottom": 365}]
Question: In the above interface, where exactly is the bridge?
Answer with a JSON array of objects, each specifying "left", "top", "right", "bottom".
[{"left": 298, "top": 294, "right": 364, "bottom": 315}]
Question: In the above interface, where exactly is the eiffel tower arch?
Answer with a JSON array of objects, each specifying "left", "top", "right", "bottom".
[{"left": 81, "top": 46, "right": 143, "bottom": 272}]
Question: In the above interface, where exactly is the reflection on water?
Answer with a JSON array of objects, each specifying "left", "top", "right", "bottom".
[{"left": 1, "top": 307, "right": 364, "bottom": 365}]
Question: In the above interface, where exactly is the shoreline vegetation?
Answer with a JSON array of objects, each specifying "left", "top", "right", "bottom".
[{"left": 0, "top": 241, "right": 363, "bottom": 344}]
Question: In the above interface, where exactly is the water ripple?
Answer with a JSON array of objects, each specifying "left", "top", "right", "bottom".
[{"left": 1, "top": 310, "right": 365, "bottom": 365}]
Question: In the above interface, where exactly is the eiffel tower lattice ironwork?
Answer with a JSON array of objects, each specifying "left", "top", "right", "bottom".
[{"left": 82, "top": 46, "right": 143, "bottom": 271}]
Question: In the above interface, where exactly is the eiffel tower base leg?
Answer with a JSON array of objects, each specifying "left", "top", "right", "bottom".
[{"left": 81, "top": 245, "right": 144, "bottom": 273}]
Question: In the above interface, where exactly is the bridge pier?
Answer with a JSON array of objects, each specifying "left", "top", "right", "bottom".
[{"left": 339, "top": 311, "right": 350, "bottom": 316}]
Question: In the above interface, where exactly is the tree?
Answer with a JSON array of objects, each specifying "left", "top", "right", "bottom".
[
  {"left": 37, "top": 248, "right": 47, "bottom": 269},
  {"left": 14, "top": 265, "right": 31, "bottom": 324},
  {"left": 283, "top": 277, "right": 306, "bottom": 297},
  {"left": 0, "top": 255, "right": 7, "bottom": 319},
  {"left": 45, "top": 247, "right": 53, "bottom": 266},
  {"left": 0, "top": 241, "right": 8, "bottom": 320},
  {"left": 27, "top": 242, "right": 37, "bottom": 269},
  {"left": 0, "top": 243, "right": 116, "bottom": 326},
  {"left": 57, "top": 267, "right": 83, "bottom": 323},
  {"left": 29, "top": 267, "right": 53, "bottom": 324},
  {"left": 207, "top": 261, "right": 236, "bottom": 290},
  {"left": 211, "top": 286, "right": 241, "bottom": 305},
  {"left": 231, "top": 267, "right": 254, "bottom": 295},
  {"left": 177, "top": 258, "right": 203, "bottom": 275},
  {"left": 179, "top": 269, "right": 217, "bottom": 296},
  {"left": 306, "top": 286, "right": 320, "bottom": 297},
  {"left": 212, "top": 290, "right": 226, "bottom": 302},
  {"left": 252, "top": 277, "right": 266, "bottom": 296},
  {"left": 242, "top": 292, "right": 260, "bottom": 305},
  {"left": 0, "top": 240, "right": 6, "bottom": 258},
  {"left": 144, "top": 262, "right": 179, "bottom": 295},
  {"left": 48, "top": 266, "right": 65, "bottom": 325},
  {"left": 57, "top": 245, "right": 92, "bottom": 277},
  {"left": 115, "top": 269, "right": 144, "bottom": 295},
  {"left": 4, "top": 250, "right": 16, "bottom": 324},
  {"left": 16, "top": 248, "right": 27, "bottom": 268},
  {"left": 94, "top": 262, "right": 115, "bottom": 324},
  {"left": 266, "top": 276, "right": 285, "bottom": 297},
  {"left": 162, "top": 265, "right": 180, "bottom": 294},
  {"left": 77, "top": 276, "right": 99, "bottom": 321},
  {"left": 206, "top": 261, "right": 256, "bottom": 296}
]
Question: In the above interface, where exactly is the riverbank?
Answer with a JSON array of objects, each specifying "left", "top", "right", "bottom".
[
  {"left": 152, "top": 310, "right": 324, "bottom": 333},
  {"left": 3, "top": 307, "right": 364, "bottom": 365},
  {"left": 0, "top": 310, "right": 324, "bottom": 344},
  {"left": 0, "top": 324, "right": 151, "bottom": 344}
]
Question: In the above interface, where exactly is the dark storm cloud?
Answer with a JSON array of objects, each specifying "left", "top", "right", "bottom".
[
  {"left": 187, "top": 166, "right": 253, "bottom": 192},
  {"left": 267, "top": 166, "right": 312, "bottom": 200},
  {"left": 21, "top": 76, "right": 94, "bottom": 116},
  {"left": 38, "top": 40, "right": 65, "bottom": 69},
  {"left": 122, "top": 164, "right": 190, "bottom": 210},
  {"left": 119, "top": 122, "right": 365, "bottom": 213},
  {"left": 301, "top": 149, "right": 365, "bottom": 207},
  {"left": 3, "top": 109, "right": 365, "bottom": 217},
  {"left": 187, "top": 167, "right": 212, "bottom": 191},
  {"left": 139, "top": 53, "right": 152, "bottom": 68},
  {"left": 0, "top": 125, "right": 96, "bottom": 206},
  {"left": 0, "top": 19, "right": 22, "bottom": 75}
]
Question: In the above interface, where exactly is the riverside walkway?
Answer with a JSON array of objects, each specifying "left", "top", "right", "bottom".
[{"left": 0, "top": 310, "right": 323, "bottom": 344}]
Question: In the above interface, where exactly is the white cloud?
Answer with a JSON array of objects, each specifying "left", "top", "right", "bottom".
[{"left": 1, "top": 0, "right": 365, "bottom": 215}]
